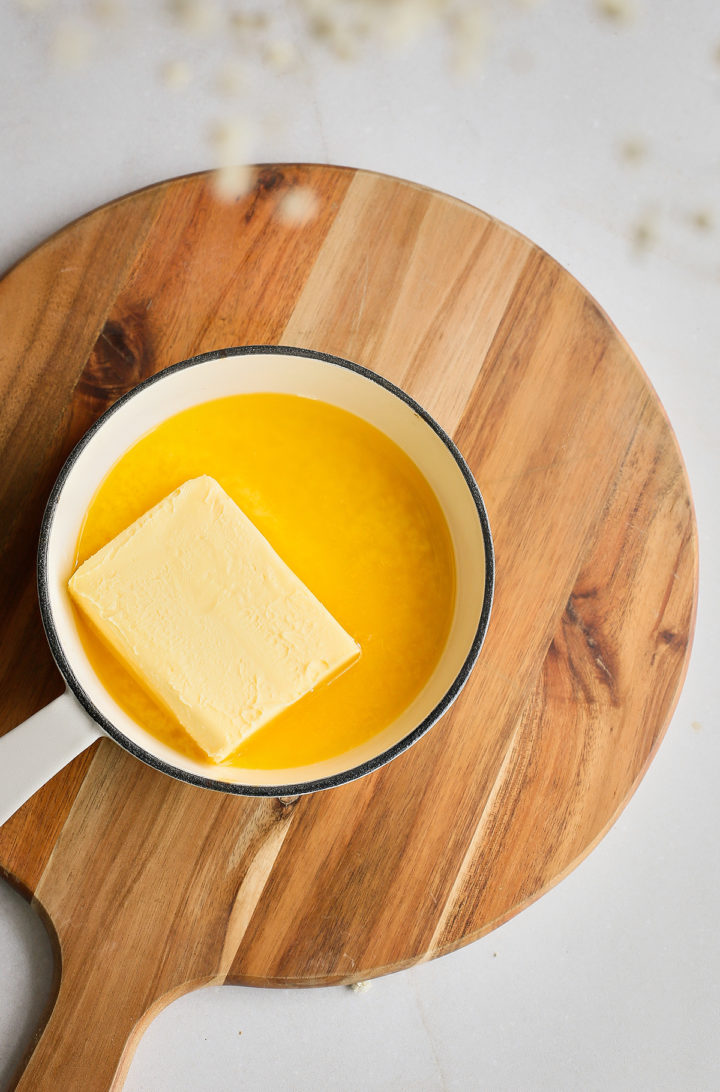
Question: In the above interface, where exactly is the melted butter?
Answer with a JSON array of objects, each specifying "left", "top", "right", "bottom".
[{"left": 74, "top": 393, "right": 456, "bottom": 769}]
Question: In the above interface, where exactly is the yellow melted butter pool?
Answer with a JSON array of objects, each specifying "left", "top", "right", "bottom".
[{"left": 73, "top": 393, "right": 456, "bottom": 769}]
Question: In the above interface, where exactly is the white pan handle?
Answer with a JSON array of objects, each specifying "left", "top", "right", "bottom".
[{"left": 0, "top": 690, "right": 103, "bottom": 828}]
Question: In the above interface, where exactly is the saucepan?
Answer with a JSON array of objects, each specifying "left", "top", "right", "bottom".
[{"left": 0, "top": 346, "right": 494, "bottom": 825}]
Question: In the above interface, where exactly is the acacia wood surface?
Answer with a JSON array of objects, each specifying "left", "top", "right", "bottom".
[{"left": 0, "top": 165, "right": 697, "bottom": 1091}]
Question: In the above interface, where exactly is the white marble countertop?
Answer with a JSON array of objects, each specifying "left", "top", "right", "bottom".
[{"left": 1, "top": 2, "right": 718, "bottom": 1089}]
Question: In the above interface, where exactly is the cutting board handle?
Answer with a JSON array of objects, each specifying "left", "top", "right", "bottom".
[{"left": 0, "top": 691, "right": 102, "bottom": 827}]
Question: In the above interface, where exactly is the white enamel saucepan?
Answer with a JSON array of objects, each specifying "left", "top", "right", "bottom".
[{"left": 0, "top": 347, "right": 494, "bottom": 824}]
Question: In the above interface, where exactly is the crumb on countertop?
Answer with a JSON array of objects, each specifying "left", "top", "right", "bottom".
[
  {"left": 618, "top": 136, "right": 648, "bottom": 164},
  {"left": 689, "top": 209, "right": 713, "bottom": 233},
  {"left": 161, "top": 59, "right": 192, "bottom": 90},
  {"left": 596, "top": 0, "right": 636, "bottom": 24},
  {"left": 51, "top": 21, "right": 95, "bottom": 69}
]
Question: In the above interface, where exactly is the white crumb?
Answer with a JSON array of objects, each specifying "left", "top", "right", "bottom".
[
  {"left": 449, "top": 7, "right": 490, "bottom": 75},
  {"left": 349, "top": 980, "right": 372, "bottom": 993},
  {"left": 161, "top": 59, "right": 192, "bottom": 90},
  {"left": 264, "top": 39, "right": 299, "bottom": 73},
  {"left": 211, "top": 164, "right": 256, "bottom": 202},
  {"left": 167, "top": 0, "right": 220, "bottom": 36},
  {"left": 631, "top": 210, "right": 657, "bottom": 253},
  {"left": 89, "top": 0, "right": 125, "bottom": 22},
  {"left": 307, "top": 13, "right": 357, "bottom": 61},
  {"left": 276, "top": 187, "right": 320, "bottom": 225},
  {"left": 618, "top": 136, "right": 648, "bottom": 164},
  {"left": 689, "top": 208, "right": 713, "bottom": 232},
  {"left": 380, "top": 0, "right": 437, "bottom": 49},
  {"left": 209, "top": 117, "right": 254, "bottom": 165},
  {"left": 51, "top": 21, "right": 94, "bottom": 69},
  {"left": 596, "top": 0, "right": 636, "bottom": 24}
]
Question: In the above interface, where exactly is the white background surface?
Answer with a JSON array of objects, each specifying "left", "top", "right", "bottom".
[{"left": 1, "top": 2, "right": 718, "bottom": 1089}]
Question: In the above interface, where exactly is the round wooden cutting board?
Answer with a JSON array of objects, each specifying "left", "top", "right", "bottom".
[{"left": 0, "top": 166, "right": 697, "bottom": 1091}]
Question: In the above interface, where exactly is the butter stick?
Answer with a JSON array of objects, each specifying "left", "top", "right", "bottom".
[{"left": 69, "top": 476, "right": 360, "bottom": 762}]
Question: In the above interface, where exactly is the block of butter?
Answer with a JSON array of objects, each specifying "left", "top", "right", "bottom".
[{"left": 68, "top": 476, "right": 360, "bottom": 762}]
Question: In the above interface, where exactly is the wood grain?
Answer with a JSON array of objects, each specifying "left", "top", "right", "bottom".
[{"left": 0, "top": 165, "right": 697, "bottom": 1090}]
